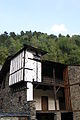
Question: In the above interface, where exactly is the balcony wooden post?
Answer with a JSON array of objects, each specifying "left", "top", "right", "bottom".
[{"left": 53, "top": 68, "right": 57, "bottom": 110}]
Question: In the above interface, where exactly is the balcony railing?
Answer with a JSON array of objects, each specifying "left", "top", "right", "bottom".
[{"left": 42, "top": 76, "right": 64, "bottom": 85}]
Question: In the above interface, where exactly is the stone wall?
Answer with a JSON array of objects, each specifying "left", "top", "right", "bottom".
[
  {"left": 0, "top": 117, "right": 18, "bottom": 120},
  {"left": 27, "top": 101, "right": 37, "bottom": 120},
  {"left": 73, "top": 112, "right": 80, "bottom": 120},
  {"left": 68, "top": 66, "right": 80, "bottom": 84},
  {"left": 0, "top": 117, "right": 28, "bottom": 120},
  {"left": 0, "top": 72, "right": 37, "bottom": 120},
  {"left": 0, "top": 72, "right": 27, "bottom": 113},
  {"left": 68, "top": 66, "right": 80, "bottom": 120}
]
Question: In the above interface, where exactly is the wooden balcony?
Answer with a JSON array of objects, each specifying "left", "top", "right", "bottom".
[
  {"left": 33, "top": 76, "right": 64, "bottom": 89},
  {"left": 42, "top": 76, "right": 64, "bottom": 87}
]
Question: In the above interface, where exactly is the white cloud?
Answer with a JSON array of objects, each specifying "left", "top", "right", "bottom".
[{"left": 51, "top": 24, "right": 68, "bottom": 33}]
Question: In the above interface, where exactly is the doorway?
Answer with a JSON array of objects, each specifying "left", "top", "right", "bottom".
[
  {"left": 61, "top": 112, "right": 73, "bottom": 120},
  {"left": 36, "top": 113, "right": 54, "bottom": 120},
  {"left": 41, "top": 96, "right": 48, "bottom": 111}
]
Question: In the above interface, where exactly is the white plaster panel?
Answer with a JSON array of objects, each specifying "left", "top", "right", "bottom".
[
  {"left": 9, "top": 69, "right": 23, "bottom": 86},
  {"left": 24, "top": 51, "right": 42, "bottom": 82},
  {"left": 37, "top": 62, "right": 41, "bottom": 82},
  {"left": 56, "top": 100, "right": 59, "bottom": 110},
  {"left": 9, "top": 51, "right": 24, "bottom": 85},
  {"left": 33, "top": 61, "right": 36, "bottom": 81},
  {"left": 34, "top": 89, "right": 59, "bottom": 110},
  {"left": 10, "top": 51, "right": 24, "bottom": 74},
  {"left": 25, "top": 59, "right": 34, "bottom": 69},
  {"left": 26, "top": 51, "right": 34, "bottom": 59},
  {"left": 27, "top": 82, "right": 33, "bottom": 101},
  {"left": 25, "top": 69, "right": 33, "bottom": 82}
]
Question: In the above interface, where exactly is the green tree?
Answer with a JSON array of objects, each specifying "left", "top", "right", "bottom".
[{"left": 0, "top": 46, "right": 8, "bottom": 64}]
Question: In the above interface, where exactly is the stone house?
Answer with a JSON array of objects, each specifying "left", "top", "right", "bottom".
[{"left": 0, "top": 45, "right": 80, "bottom": 120}]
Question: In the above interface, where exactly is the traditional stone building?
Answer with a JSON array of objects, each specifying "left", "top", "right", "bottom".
[
  {"left": 68, "top": 66, "right": 80, "bottom": 120},
  {"left": 0, "top": 45, "right": 80, "bottom": 120}
]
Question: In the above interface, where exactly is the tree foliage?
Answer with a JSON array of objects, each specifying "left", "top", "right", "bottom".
[{"left": 0, "top": 31, "right": 80, "bottom": 65}]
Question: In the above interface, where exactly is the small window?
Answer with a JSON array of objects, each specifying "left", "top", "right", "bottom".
[
  {"left": 2, "top": 80, "right": 5, "bottom": 89},
  {"left": 0, "top": 98, "right": 3, "bottom": 109},
  {"left": 18, "top": 96, "right": 22, "bottom": 104}
]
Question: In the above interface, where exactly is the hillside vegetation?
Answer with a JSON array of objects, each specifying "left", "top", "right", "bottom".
[{"left": 0, "top": 31, "right": 80, "bottom": 65}]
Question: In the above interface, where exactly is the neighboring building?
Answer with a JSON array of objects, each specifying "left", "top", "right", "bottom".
[{"left": 0, "top": 45, "right": 80, "bottom": 120}]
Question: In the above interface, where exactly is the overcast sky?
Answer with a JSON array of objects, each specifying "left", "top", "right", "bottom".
[{"left": 0, "top": 0, "right": 80, "bottom": 35}]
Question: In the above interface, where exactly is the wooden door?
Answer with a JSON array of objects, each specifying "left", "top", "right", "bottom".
[{"left": 41, "top": 96, "right": 48, "bottom": 111}]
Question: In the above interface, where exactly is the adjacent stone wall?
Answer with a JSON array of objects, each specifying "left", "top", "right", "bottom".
[
  {"left": 0, "top": 72, "right": 37, "bottom": 120},
  {"left": 0, "top": 117, "right": 18, "bottom": 120},
  {"left": 27, "top": 101, "right": 37, "bottom": 120},
  {"left": 54, "top": 112, "right": 61, "bottom": 120},
  {"left": 73, "top": 112, "right": 80, "bottom": 120},
  {"left": 68, "top": 66, "right": 80, "bottom": 84},
  {"left": 68, "top": 66, "right": 80, "bottom": 120},
  {"left": 0, "top": 72, "right": 27, "bottom": 113},
  {"left": 0, "top": 117, "right": 28, "bottom": 120}
]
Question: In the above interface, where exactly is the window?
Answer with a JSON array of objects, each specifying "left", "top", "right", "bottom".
[
  {"left": 2, "top": 80, "right": 5, "bottom": 89},
  {"left": 0, "top": 98, "right": 3, "bottom": 109},
  {"left": 18, "top": 96, "right": 22, "bottom": 104},
  {"left": 42, "top": 62, "right": 53, "bottom": 77}
]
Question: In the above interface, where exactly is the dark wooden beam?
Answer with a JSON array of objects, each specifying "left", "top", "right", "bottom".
[
  {"left": 23, "top": 49, "right": 26, "bottom": 81},
  {"left": 69, "top": 82, "right": 80, "bottom": 86},
  {"left": 63, "top": 66, "right": 72, "bottom": 111},
  {"left": 36, "top": 110, "right": 73, "bottom": 113},
  {"left": 33, "top": 81, "right": 64, "bottom": 88},
  {"left": 53, "top": 68, "right": 57, "bottom": 110}
]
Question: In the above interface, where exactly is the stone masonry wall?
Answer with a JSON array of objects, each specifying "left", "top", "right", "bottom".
[
  {"left": 27, "top": 101, "right": 37, "bottom": 120},
  {"left": 68, "top": 66, "right": 80, "bottom": 120},
  {"left": 0, "top": 117, "right": 28, "bottom": 120},
  {"left": 0, "top": 72, "right": 27, "bottom": 113},
  {"left": 0, "top": 72, "right": 37, "bottom": 120}
]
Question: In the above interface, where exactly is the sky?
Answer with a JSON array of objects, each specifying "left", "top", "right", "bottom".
[{"left": 0, "top": 0, "right": 80, "bottom": 36}]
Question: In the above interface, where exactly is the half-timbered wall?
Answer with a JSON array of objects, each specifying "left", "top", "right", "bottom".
[
  {"left": 25, "top": 50, "right": 42, "bottom": 101},
  {"left": 9, "top": 51, "right": 24, "bottom": 86},
  {"left": 9, "top": 49, "right": 42, "bottom": 86},
  {"left": 9, "top": 49, "right": 42, "bottom": 102},
  {"left": 24, "top": 50, "right": 41, "bottom": 82}
]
